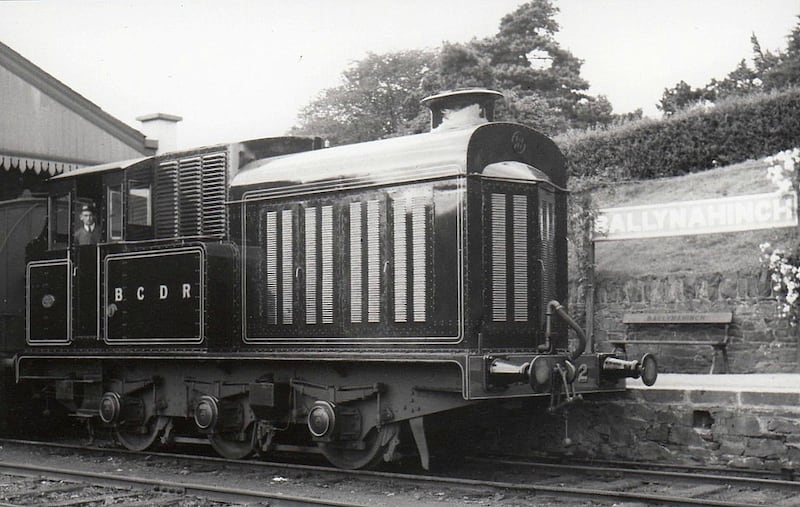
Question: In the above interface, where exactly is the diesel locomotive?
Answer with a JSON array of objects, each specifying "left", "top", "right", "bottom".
[{"left": 3, "top": 89, "right": 656, "bottom": 469}]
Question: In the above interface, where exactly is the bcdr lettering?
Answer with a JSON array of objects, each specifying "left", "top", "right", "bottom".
[{"left": 113, "top": 283, "right": 193, "bottom": 302}]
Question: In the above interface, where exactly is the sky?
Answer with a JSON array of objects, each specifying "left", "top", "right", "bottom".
[{"left": 0, "top": 0, "right": 798, "bottom": 149}]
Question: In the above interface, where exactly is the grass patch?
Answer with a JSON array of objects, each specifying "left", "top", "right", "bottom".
[{"left": 574, "top": 157, "right": 797, "bottom": 278}]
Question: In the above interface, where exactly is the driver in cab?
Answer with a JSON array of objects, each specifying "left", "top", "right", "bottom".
[{"left": 73, "top": 204, "right": 102, "bottom": 245}]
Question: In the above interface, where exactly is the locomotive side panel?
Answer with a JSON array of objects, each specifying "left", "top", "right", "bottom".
[
  {"left": 26, "top": 258, "right": 71, "bottom": 344},
  {"left": 241, "top": 180, "right": 464, "bottom": 344},
  {"left": 104, "top": 247, "right": 205, "bottom": 345}
]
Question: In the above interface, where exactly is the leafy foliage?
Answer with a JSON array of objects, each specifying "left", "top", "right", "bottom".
[
  {"left": 560, "top": 87, "right": 800, "bottom": 180},
  {"left": 292, "top": 0, "right": 631, "bottom": 145},
  {"left": 290, "top": 50, "right": 436, "bottom": 145},
  {"left": 658, "top": 16, "right": 800, "bottom": 115}
]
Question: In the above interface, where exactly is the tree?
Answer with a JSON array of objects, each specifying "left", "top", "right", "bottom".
[
  {"left": 292, "top": 0, "right": 618, "bottom": 143},
  {"left": 658, "top": 16, "right": 800, "bottom": 115},
  {"left": 706, "top": 59, "right": 761, "bottom": 100},
  {"left": 657, "top": 80, "right": 713, "bottom": 115},
  {"left": 755, "top": 18, "right": 800, "bottom": 90},
  {"left": 291, "top": 50, "right": 435, "bottom": 145},
  {"left": 474, "top": 1, "right": 598, "bottom": 129}
]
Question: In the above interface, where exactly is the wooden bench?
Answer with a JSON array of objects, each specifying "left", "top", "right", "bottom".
[{"left": 609, "top": 312, "right": 733, "bottom": 374}]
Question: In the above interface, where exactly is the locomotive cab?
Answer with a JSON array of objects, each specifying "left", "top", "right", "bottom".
[{"left": 26, "top": 158, "right": 153, "bottom": 344}]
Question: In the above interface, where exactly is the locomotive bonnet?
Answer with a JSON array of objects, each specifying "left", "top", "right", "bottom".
[{"left": 7, "top": 89, "right": 656, "bottom": 469}]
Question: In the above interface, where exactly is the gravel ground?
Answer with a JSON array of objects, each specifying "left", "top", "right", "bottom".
[{"left": 0, "top": 440, "right": 600, "bottom": 506}]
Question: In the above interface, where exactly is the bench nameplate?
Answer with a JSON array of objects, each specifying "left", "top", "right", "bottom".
[{"left": 622, "top": 312, "right": 732, "bottom": 325}]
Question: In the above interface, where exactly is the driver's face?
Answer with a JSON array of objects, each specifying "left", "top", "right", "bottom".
[{"left": 80, "top": 211, "right": 95, "bottom": 226}]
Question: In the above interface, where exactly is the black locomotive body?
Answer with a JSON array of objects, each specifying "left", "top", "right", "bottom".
[{"left": 10, "top": 90, "right": 655, "bottom": 469}]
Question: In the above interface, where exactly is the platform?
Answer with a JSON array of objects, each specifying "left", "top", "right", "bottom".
[{"left": 627, "top": 373, "right": 800, "bottom": 393}]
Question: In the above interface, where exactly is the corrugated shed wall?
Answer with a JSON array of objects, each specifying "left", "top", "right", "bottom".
[{"left": 0, "top": 64, "right": 147, "bottom": 173}]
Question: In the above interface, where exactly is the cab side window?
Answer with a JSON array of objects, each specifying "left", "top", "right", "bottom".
[
  {"left": 48, "top": 194, "right": 71, "bottom": 250},
  {"left": 128, "top": 183, "right": 152, "bottom": 227},
  {"left": 108, "top": 186, "right": 123, "bottom": 241}
]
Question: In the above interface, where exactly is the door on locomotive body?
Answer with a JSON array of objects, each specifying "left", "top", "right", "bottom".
[
  {"left": 70, "top": 171, "right": 112, "bottom": 340},
  {"left": 26, "top": 188, "right": 72, "bottom": 344},
  {"left": 27, "top": 165, "right": 158, "bottom": 345},
  {"left": 478, "top": 176, "right": 566, "bottom": 351}
]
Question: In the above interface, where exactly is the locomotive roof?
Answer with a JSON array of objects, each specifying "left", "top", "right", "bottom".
[
  {"left": 231, "top": 122, "right": 566, "bottom": 190},
  {"left": 51, "top": 156, "right": 151, "bottom": 179}
]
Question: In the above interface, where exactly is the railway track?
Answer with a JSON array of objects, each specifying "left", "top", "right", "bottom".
[
  {"left": 461, "top": 455, "right": 800, "bottom": 506},
  {"left": 0, "top": 464, "right": 359, "bottom": 506},
  {"left": 1, "top": 438, "right": 798, "bottom": 506},
  {"left": 0, "top": 467, "right": 226, "bottom": 507},
  {"left": 0, "top": 443, "right": 364, "bottom": 506}
]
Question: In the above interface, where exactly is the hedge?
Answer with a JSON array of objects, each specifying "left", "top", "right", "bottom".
[{"left": 557, "top": 87, "right": 800, "bottom": 180}]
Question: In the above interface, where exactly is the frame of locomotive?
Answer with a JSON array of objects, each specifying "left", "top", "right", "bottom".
[{"left": 11, "top": 90, "right": 655, "bottom": 469}]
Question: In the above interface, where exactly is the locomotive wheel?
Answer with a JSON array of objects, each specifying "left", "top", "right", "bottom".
[
  {"left": 318, "top": 423, "right": 399, "bottom": 470},
  {"left": 116, "top": 416, "right": 169, "bottom": 452},
  {"left": 209, "top": 425, "right": 255, "bottom": 460}
]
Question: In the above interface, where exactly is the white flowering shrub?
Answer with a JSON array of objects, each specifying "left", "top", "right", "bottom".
[
  {"left": 760, "top": 148, "right": 800, "bottom": 324},
  {"left": 760, "top": 242, "right": 800, "bottom": 324},
  {"left": 765, "top": 148, "right": 799, "bottom": 195}
]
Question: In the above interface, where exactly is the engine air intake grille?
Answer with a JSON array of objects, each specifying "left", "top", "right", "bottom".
[
  {"left": 489, "top": 192, "right": 530, "bottom": 323},
  {"left": 155, "top": 151, "right": 228, "bottom": 238}
]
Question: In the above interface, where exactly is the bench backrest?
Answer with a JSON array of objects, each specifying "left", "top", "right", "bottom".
[{"left": 622, "top": 312, "right": 733, "bottom": 325}]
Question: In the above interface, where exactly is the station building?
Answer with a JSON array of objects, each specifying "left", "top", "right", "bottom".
[
  {"left": 0, "top": 40, "right": 171, "bottom": 350},
  {"left": 0, "top": 40, "right": 159, "bottom": 200}
]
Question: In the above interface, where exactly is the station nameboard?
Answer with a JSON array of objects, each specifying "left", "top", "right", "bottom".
[{"left": 593, "top": 191, "right": 797, "bottom": 241}]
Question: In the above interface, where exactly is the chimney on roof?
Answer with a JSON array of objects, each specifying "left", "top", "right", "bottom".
[
  {"left": 136, "top": 113, "right": 183, "bottom": 154},
  {"left": 420, "top": 89, "right": 504, "bottom": 132}
]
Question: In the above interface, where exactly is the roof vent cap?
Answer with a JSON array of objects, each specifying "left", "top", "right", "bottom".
[{"left": 421, "top": 89, "right": 504, "bottom": 132}]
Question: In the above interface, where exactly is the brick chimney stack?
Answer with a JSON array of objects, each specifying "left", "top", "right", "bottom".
[{"left": 136, "top": 113, "right": 183, "bottom": 154}]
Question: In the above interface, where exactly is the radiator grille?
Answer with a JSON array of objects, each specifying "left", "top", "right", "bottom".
[
  {"left": 539, "top": 189, "right": 556, "bottom": 315},
  {"left": 155, "top": 161, "right": 179, "bottom": 237},
  {"left": 281, "top": 209, "right": 294, "bottom": 325},
  {"left": 262, "top": 210, "right": 294, "bottom": 325},
  {"left": 200, "top": 153, "right": 227, "bottom": 235},
  {"left": 349, "top": 202, "right": 363, "bottom": 323},
  {"left": 265, "top": 211, "right": 278, "bottom": 325},
  {"left": 178, "top": 157, "right": 202, "bottom": 236},
  {"left": 393, "top": 196, "right": 408, "bottom": 323},
  {"left": 491, "top": 193, "right": 508, "bottom": 322},
  {"left": 513, "top": 195, "right": 528, "bottom": 322},
  {"left": 490, "top": 192, "right": 531, "bottom": 323},
  {"left": 305, "top": 207, "right": 318, "bottom": 325},
  {"left": 393, "top": 194, "right": 429, "bottom": 324},
  {"left": 155, "top": 151, "right": 228, "bottom": 238},
  {"left": 411, "top": 196, "right": 427, "bottom": 322},
  {"left": 366, "top": 200, "right": 381, "bottom": 323},
  {"left": 321, "top": 206, "right": 334, "bottom": 324}
]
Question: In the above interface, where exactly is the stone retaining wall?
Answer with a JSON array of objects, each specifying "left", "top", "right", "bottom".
[
  {"left": 471, "top": 387, "right": 800, "bottom": 472},
  {"left": 570, "top": 272, "right": 800, "bottom": 373}
]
